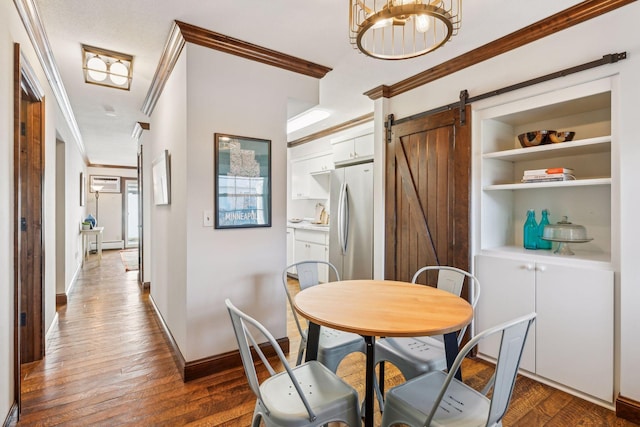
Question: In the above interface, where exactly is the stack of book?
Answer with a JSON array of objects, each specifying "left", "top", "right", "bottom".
[{"left": 522, "top": 167, "right": 575, "bottom": 183}]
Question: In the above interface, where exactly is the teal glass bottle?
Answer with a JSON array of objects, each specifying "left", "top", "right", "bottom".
[
  {"left": 523, "top": 209, "right": 538, "bottom": 249},
  {"left": 537, "top": 209, "right": 552, "bottom": 250}
]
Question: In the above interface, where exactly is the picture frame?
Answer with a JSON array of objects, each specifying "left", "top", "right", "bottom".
[
  {"left": 80, "top": 172, "right": 86, "bottom": 206},
  {"left": 152, "top": 150, "right": 171, "bottom": 205},
  {"left": 214, "top": 133, "right": 271, "bottom": 229}
]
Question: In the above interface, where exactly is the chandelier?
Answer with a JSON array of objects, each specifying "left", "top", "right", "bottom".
[{"left": 349, "top": 0, "right": 462, "bottom": 60}]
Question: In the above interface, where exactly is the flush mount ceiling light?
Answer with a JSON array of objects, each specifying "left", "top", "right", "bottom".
[
  {"left": 287, "top": 109, "right": 330, "bottom": 134},
  {"left": 82, "top": 44, "right": 133, "bottom": 90},
  {"left": 349, "top": 0, "right": 462, "bottom": 60}
]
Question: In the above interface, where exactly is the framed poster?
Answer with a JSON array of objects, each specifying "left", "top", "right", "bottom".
[
  {"left": 214, "top": 133, "right": 271, "bottom": 229},
  {"left": 152, "top": 150, "right": 171, "bottom": 205}
]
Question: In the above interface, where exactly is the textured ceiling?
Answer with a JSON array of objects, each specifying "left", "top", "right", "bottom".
[{"left": 34, "top": 0, "right": 585, "bottom": 166}]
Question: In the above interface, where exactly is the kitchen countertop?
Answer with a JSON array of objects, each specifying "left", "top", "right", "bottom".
[{"left": 287, "top": 220, "right": 330, "bottom": 232}]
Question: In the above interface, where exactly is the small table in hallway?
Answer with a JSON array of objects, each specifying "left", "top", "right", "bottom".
[
  {"left": 81, "top": 226, "right": 104, "bottom": 267},
  {"left": 293, "top": 279, "right": 473, "bottom": 427}
]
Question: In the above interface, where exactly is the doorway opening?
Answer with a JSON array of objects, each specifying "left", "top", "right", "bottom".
[
  {"left": 123, "top": 179, "right": 139, "bottom": 249},
  {"left": 14, "top": 43, "right": 46, "bottom": 418}
]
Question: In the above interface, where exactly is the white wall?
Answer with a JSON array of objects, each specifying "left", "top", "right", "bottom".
[
  {"left": 382, "top": 3, "right": 640, "bottom": 403},
  {"left": 61, "top": 141, "right": 88, "bottom": 295},
  {"left": 1, "top": 0, "right": 74, "bottom": 417},
  {"left": 148, "top": 51, "right": 189, "bottom": 354},
  {"left": 0, "top": 1, "right": 16, "bottom": 417},
  {"left": 150, "top": 43, "right": 319, "bottom": 362}
]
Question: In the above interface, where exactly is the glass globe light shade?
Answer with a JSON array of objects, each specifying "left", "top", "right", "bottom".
[
  {"left": 109, "top": 61, "right": 129, "bottom": 85},
  {"left": 87, "top": 56, "right": 107, "bottom": 82}
]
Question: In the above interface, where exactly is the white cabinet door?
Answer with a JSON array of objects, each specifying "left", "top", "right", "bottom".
[
  {"left": 536, "top": 262, "right": 613, "bottom": 401},
  {"left": 290, "top": 159, "right": 309, "bottom": 199},
  {"left": 294, "top": 229, "right": 329, "bottom": 283},
  {"left": 286, "top": 227, "right": 295, "bottom": 273},
  {"left": 332, "top": 139, "right": 354, "bottom": 164},
  {"left": 475, "top": 254, "right": 536, "bottom": 372},
  {"left": 354, "top": 133, "right": 374, "bottom": 159}
]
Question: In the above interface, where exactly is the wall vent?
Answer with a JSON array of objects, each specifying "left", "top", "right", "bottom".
[{"left": 90, "top": 175, "right": 121, "bottom": 193}]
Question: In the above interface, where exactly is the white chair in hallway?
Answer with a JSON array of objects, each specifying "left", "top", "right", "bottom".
[
  {"left": 225, "top": 299, "right": 361, "bottom": 427},
  {"left": 283, "top": 260, "right": 365, "bottom": 372}
]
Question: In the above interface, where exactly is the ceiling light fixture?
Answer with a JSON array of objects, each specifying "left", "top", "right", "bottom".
[
  {"left": 287, "top": 109, "right": 330, "bottom": 134},
  {"left": 82, "top": 44, "right": 134, "bottom": 90},
  {"left": 349, "top": 0, "right": 462, "bottom": 60}
]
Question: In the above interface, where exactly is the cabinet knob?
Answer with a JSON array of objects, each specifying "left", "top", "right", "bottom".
[
  {"left": 536, "top": 265, "right": 547, "bottom": 272},
  {"left": 524, "top": 264, "right": 535, "bottom": 271}
]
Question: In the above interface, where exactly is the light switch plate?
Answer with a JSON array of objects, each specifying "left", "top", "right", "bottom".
[{"left": 203, "top": 210, "right": 213, "bottom": 227}]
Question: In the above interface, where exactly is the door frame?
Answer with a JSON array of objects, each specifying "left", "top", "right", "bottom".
[{"left": 13, "top": 43, "right": 46, "bottom": 416}]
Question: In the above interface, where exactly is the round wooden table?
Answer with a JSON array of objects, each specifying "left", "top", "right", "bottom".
[{"left": 294, "top": 280, "right": 473, "bottom": 427}]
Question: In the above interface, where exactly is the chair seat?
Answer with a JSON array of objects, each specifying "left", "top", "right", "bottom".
[
  {"left": 383, "top": 370, "right": 491, "bottom": 427},
  {"left": 315, "top": 327, "right": 365, "bottom": 373},
  {"left": 259, "top": 360, "right": 361, "bottom": 426},
  {"left": 376, "top": 336, "right": 447, "bottom": 379}
]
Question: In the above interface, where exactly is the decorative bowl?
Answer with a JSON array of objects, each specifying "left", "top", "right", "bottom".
[
  {"left": 518, "top": 130, "right": 555, "bottom": 148},
  {"left": 548, "top": 131, "right": 576, "bottom": 143}
]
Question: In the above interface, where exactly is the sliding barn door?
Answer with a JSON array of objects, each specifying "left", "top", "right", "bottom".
[{"left": 385, "top": 107, "right": 471, "bottom": 284}]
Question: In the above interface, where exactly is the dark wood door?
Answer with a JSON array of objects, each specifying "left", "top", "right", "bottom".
[
  {"left": 385, "top": 106, "right": 471, "bottom": 285},
  {"left": 19, "top": 92, "right": 45, "bottom": 364}
]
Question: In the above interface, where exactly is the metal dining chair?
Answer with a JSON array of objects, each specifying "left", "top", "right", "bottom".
[
  {"left": 225, "top": 299, "right": 362, "bottom": 426},
  {"left": 283, "top": 260, "right": 366, "bottom": 372},
  {"left": 375, "top": 266, "right": 481, "bottom": 406},
  {"left": 381, "top": 312, "right": 536, "bottom": 427}
]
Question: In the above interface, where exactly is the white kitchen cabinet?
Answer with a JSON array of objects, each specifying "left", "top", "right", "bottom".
[
  {"left": 475, "top": 253, "right": 613, "bottom": 402},
  {"left": 294, "top": 229, "right": 329, "bottom": 283},
  {"left": 286, "top": 227, "right": 295, "bottom": 273},
  {"left": 331, "top": 133, "right": 374, "bottom": 165},
  {"left": 475, "top": 254, "right": 536, "bottom": 372},
  {"left": 290, "top": 153, "right": 332, "bottom": 200}
]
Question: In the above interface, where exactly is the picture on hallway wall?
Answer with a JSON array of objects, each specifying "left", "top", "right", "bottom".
[
  {"left": 214, "top": 133, "right": 271, "bottom": 229},
  {"left": 152, "top": 150, "right": 171, "bottom": 205}
]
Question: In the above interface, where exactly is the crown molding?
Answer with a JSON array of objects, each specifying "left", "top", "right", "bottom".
[
  {"left": 175, "top": 21, "right": 332, "bottom": 79},
  {"left": 142, "top": 20, "right": 333, "bottom": 117},
  {"left": 131, "top": 121, "right": 150, "bottom": 140},
  {"left": 141, "top": 21, "right": 186, "bottom": 116},
  {"left": 366, "top": 0, "right": 636, "bottom": 100},
  {"left": 287, "top": 112, "right": 374, "bottom": 147},
  {"left": 13, "top": 0, "right": 87, "bottom": 162}
]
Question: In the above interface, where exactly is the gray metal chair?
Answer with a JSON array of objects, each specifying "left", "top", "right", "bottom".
[
  {"left": 225, "top": 299, "right": 362, "bottom": 427},
  {"left": 381, "top": 312, "right": 536, "bottom": 427},
  {"left": 375, "top": 266, "right": 481, "bottom": 405},
  {"left": 283, "top": 260, "right": 365, "bottom": 372}
]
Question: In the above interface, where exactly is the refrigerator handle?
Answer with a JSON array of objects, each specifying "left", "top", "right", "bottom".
[
  {"left": 337, "top": 182, "right": 345, "bottom": 254},
  {"left": 341, "top": 184, "right": 350, "bottom": 255}
]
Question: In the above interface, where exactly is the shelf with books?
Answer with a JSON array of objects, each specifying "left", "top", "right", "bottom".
[{"left": 483, "top": 177, "right": 611, "bottom": 191}]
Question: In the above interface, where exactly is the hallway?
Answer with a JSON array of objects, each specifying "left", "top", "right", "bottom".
[{"left": 16, "top": 250, "right": 261, "bottom": 426}]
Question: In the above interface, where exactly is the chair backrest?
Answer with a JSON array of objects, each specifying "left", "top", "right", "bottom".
[
  {"left": 282, "top": 260, "right": 340, "bottom": 337},
  {"left": 225, "top": 299, "right": 317, "bottom": 421},
  {"left": 412, "top": 265, "right": 481, "bottom": 344},
  {"left": 424, "top": 312, "right": 537, "bottom": 427}
]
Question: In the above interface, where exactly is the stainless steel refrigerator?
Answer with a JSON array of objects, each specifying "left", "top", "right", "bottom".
[{"left": 329, "top": 161, "right": 373, "bottom": 281}]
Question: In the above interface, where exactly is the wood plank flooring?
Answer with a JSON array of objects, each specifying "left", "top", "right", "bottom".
[{"left": 12, "top": 250, "right": 638, "bottom": 426}]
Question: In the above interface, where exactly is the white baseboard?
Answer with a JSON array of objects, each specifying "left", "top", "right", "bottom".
[{"left": 90, "top": 240, "right": 124, "bottom": 250}]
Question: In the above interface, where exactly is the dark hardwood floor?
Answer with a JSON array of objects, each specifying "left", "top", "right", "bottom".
[{"left": 12, "top": 250, "right": 638, "bottom": 426}]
